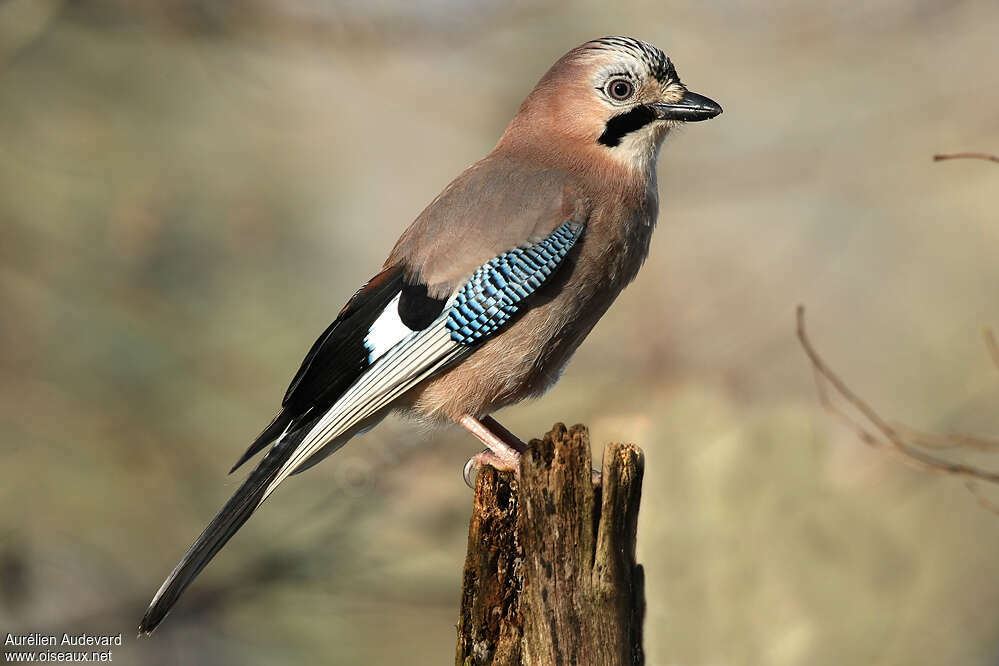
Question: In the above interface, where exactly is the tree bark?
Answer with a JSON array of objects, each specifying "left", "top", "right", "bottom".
[{"left": 456, "top": 423, "right": 645, "bottom": 666}]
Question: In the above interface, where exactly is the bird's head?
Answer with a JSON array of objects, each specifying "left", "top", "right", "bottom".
[{"left": 500, "top": 37, "right": 722, "bottom": 172}]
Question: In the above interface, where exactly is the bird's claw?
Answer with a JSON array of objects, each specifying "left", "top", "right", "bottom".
[
  {"left": 462, "top": 455, "right": 479, "bottom": 489},
  {"left": 462, "top": 448, "right": 521, "bottom": 489}
]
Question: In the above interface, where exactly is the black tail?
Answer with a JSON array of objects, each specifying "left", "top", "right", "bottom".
[{"left": 138, "top": 433, "right": 299, "bottom": 635}]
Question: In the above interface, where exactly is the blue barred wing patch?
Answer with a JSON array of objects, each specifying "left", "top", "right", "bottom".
[{"left": 446, "top": 221, "right": 583, "bottom": 346}]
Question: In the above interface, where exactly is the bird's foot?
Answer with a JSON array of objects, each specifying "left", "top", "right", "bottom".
[
  {"left": 458, "top": 414, "right": 527, "bottom": 488},
  {"left": 461, "top": 450, "right": 599, "bottom": 488},
  {"left": 463, "top": 448, "right": 521, "bottom": 488}
]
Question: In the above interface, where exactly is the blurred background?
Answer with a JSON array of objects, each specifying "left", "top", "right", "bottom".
[{"left": 1, "top": 0, "right": 998, "bottom": 664}]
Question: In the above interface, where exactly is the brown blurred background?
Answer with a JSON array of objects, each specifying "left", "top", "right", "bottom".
[{"left": 1, "top": 1, "right": 998, "bottom": 664}]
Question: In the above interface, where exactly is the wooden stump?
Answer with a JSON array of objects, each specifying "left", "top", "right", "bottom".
[{"left": 456, "top": 423, "right": 645, "bottom": 666}]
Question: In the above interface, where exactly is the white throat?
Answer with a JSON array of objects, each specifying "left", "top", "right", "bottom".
[{"left": 604, "top": 123, "right": 670, "bottom": 175}]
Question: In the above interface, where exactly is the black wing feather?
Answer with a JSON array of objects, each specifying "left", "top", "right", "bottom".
[
  {"left": 282, "top": 265, "right": 405, "bottom": 408},
  {"left": 229, "top": 266, "right": 405, "bottom": 473},
  {"left": 228, "top": 409, "right": 292, "bottom": 474}
]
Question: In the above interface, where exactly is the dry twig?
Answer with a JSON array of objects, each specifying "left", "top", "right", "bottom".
[
  {"left": 966, "top": 482, "right": 999, "bottom": 514},
  {"left": 933, "top": 152, "right": 999, "bottom": 164},
  {"left": 799, "top": 151, "right": 999, "bottom": 509},
  {"left": 795, "top": 305, "right": 999, "bottom": 488},
  {"left": 890, "top": 423, "right": 999, "bottom": 452},
  {"left": 984, "top": 328, "right": 999, "bottom": 372}
]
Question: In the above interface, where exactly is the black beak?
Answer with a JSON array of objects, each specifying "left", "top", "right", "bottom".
[{"left": 651, "top": 90, "right": 722, "bottom": 122}]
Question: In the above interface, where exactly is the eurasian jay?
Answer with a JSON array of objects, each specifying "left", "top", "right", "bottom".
[{"left": 139, "top": 36, "right": 721, "bottom": 634}]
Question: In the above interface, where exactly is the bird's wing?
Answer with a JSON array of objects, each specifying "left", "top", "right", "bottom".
[
  {"left": 261, "top": 218, "right": 586, "bottom": 496},
  {"left": 233, "top": 157, "right": 590, "bottom": 473},
  {"left": 230, "top": 265, "right": 408, "bottom": 473},
  {"left": 139, "top": 218, "right": 585, "bottom": 635}
]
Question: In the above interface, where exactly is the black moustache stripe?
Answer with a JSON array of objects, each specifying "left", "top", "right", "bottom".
[{"left": 597, "top": 105, "right": 657, "bottom": 147}]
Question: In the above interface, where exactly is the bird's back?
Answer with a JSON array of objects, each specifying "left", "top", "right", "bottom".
[{"left": 386, "top": 152, "right": 593, "bottom": 295}]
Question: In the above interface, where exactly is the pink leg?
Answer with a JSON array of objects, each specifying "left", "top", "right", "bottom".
[
  {"left": 459, "top": 415, "right": 526, "bottom": 487},
  {"left": 480, "top": 415, "right": 528, "bottom": 453}
]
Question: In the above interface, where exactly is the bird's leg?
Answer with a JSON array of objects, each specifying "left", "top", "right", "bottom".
[
  {"left": 479, "top": 415, "right": 528, "bottom": 453},
  {"left": 459, "top": 415, "right": 527, "bottom": 487}
]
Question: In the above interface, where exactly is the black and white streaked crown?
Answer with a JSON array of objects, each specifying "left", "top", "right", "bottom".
[{"left": 585, "top": 36, "right": 678, "bottom": 83}]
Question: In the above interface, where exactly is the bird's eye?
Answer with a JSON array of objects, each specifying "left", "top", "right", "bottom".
[{"left": 606, "top": 78, "right": 634, "bottom": 101}]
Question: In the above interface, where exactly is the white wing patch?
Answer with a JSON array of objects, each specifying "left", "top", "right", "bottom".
[{"left": 363, "top": 293, "right": 413, "bottom": 362}]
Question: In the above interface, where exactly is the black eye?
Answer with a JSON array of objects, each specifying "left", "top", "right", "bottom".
[{"left": 607, "top": 78, "right": 634, "bottom": 101}]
